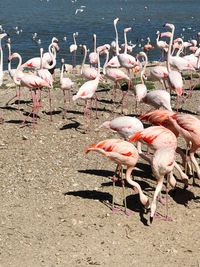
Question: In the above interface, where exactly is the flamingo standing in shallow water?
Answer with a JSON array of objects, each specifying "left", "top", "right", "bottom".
[{"left": 85, "top": 139, "right": 149, "bottom": 213}]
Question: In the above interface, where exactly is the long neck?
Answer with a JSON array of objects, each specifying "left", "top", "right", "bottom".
[
  {"left": 13, "top": 53, "right": 23, "bottom": 85},
  {"left": 176, "top": 39, "right": 183, "bottom": 57},
  {"left": 167, "top": 27, "right": 175, "bottom": 72},
  {"left": 114, "top": 22, "right": 119, "bottom": 56},
  {"left": 141, "top": 53, "right": 148, "bottom": 84},
  {"left": 73, "top": 34, "right": 76, "bottom": 46},
  {"left": 60, "top": 62, "right": 64, "bottom": 81},
  {"left": 7, "top": 44, "right": 11, "bottom": 73},
  {"left": 44, "top": 44, "right": 56, "bottom": 69},
  {"left": 0, "top": 43, "right": 3, "bottom": 73},
  {"left": 93, "top": 34, "right": 96, "bottom": 53},
  {"left": 81, "top": 46, "right": 87, "bottom": 74},
  {"left": 40, "top": 48, "right": 43, "bottom": 69},
  {"left": 125, "top": 166, "right": 149, "bottom": 206},
  {"left": 103, "top": 51, "right": 109, "bottom": 75},
  {"left": 95, "top": 52, "right": 100, "bottom": 80},
  {"left": 156, "top": 33, "right": 160, "bottom": 44},
  {"left": 124, "top": 31, "right": 128, "bottom": 54}
]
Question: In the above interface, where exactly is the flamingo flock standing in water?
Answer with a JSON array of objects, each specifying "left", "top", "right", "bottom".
[{"left": 1, "top": 18, "right": 200, "bottom": 224}]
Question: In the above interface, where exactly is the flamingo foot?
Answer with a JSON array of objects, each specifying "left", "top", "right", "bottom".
[
  {"left": 124, "top": 209, "right": 132, "bottom": 216},
  {"left": 112, "top": 207, "right": 120, "bottom": 213},
  {"left": 153, "top": 212, "right": 173, "bottom": 222}
]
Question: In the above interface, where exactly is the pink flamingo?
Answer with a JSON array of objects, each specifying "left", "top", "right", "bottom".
[
  {"left": 103, "top": 48, "right": 130, "bottom": 111},
  {"left": 37, "top": 48, "right": 54, "bottom": 121},
  {"left": 0, "top": 33, "right": 7, "bottom": 86},
  {"left": 80, "top": 45, "right": 98, "bottom": 80},
  {"left": 150, "top": 65, "right": 169, "bottom": 90},
  {"left": 60, "top": 58, "right": 74, "bottom": 118},
  {"left": 134, "top": 52, "right": 172, "bottom": 111},
  {"left": 9, "top": 52, "right": 51, "bottom": 125},
  {"left": 156, "top": 31, "right": 168, "bottom": 61},
  {"left": 169, "top": 113, "right": 200, "bottom": 181},
  {"left": 163, "top": 24, "right": 183, "bottom": 110},
  {"left": 21, "top": 42, "right": 57, "bottom": 70},
  {"left": 128, "top": 125, "right": 188, "bottom": 184},
  {"left": 72, "top": 51, "right": 100, "bottom": 128},
  {"left": 70, "top": 32, "right": 78, "bottom": 69},
  {"left": 143, "top": 37, "right": 154, "bottom": 52},
  {"left": 85, "top": 139, "right": 149, "bottom": 214},
  {"left": 150, "top": 148, "right": 176, "bottom": 223},
  {"left": 89, "top": 34, "right": 98, "bottom": 66}
]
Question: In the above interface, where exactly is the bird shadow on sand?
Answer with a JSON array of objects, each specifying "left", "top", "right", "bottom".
[
  {"left": 177, "top": 107, "right": 197, "bottom": 115},
  {"left": 64, "top": 189, "right": 148, "bottom": 225},
  {"left": 169, "top": 187, "right": 196, "bottom": 206},
  {"left": 0, "top": 105, "right": 20, "bottom": 111},
  {"left": 60, "top": 120, "right": 80, "bottom": 130},
  {"left": 78, "top": 169, "right": 114, "bottom": 178},
  {"left": 96, "top": 88, "right": 110, "bottom": 93}
]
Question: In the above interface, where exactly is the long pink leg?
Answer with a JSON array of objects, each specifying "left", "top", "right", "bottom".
[
  {"left": 48, "top": 88, "right": 52, "bottom": 122},
  {"left": 62, "top": 90, "right": 67, "bottom": 119}
]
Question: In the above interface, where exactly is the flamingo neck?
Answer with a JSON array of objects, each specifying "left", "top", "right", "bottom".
[
  {"left": 81, "top": 46, "right": 87, "bottom": 74},
  {"left": 95, "top": 52, "right": 100, "bottom": 80},
  {"left": 60, "top": 62, "right": 64, "bottom": 81},
  {"left": 103, "top": 51, "right": 109, "bottom": 75},
  {"left": 7, "top": 44, "right": 11, "bottom": 73},
  {"left": 124, "top": 31, "right": 128, "bottom": 54},
  {"left": 73, "top": 34, "right": 76, "bottom": 46},
  {"left": 141, "top": 53, "right": 148, "bottom": 84},
  {"left": 114, "top": 22, "right": 119, "bottom": 56},
  {"left": 167, "top": 26, "right": 175, "bottom": 72},
  {"left": 93, "top": 34, "right": 97, "bottom": 53},
  {"left": 176, "top": 39, "right": 183, "bottom": 57}
]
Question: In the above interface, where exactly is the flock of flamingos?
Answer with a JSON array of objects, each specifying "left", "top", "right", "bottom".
[{"left": 1, "top": 18, "right": 200, "bottom": 224}]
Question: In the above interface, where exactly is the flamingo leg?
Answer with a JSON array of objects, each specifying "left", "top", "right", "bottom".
[
  {"left": 62, "top": 90, "right": 67, "bottom": 119},
  {"left": 48, "top": 88, "right": 52, "bottom": 122}
]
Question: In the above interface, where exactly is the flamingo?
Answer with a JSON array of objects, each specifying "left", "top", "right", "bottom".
[
  {"left": 70, "top": 32, "right": 78, "bottom": 69},
  {"left": 21, "top": 42, "right": 57, "bottom": 70},
  {"left": 72, "top": 51, "right": 100, "bottom": 128},
  {"left": 156, "top": 31, "right": 168, "bottom": 61},
  {"left": 150, "top": 148, "right": 176, "bottom": 223},
  {"left": 89, "top": 34, "right": 98, "bottom": 66},
  {"left": 169, "top": 113, "right": 200, "bottom": 181},
  {"left": 9, "top": 52, "right": 51, "bottom": 125},
  {"left": 103, "top": 48, "right": 130, "bottom": 111},
  {"left": 163, "top": 24, "right": 183, "bottom": 110},
  {"left": 80, "top": 45, "right": 98, "bottom": 80},
  {"left": 134, "top": 52, "right": 172, "bottom": 111},
  {"left": 150, "top": 65, "right": 169, "bottom": 90},
  {"left": 60, "top": 58, "right": 74, "bottom": 118},
  {"left": 5, "top": 39, "right": 22, "bottom": 107},
  {"left": 143, "top": 37, "right": 154, "bottom": 52},
  {"left": 85, "top": 139, "right": 149, "bottom": 214},
  {"left": 37, "top": 48, "right": 54, "bottom": 121},
  {"left": 0, "top": 33, "right": 7, "bottom": 86},
  {"left": 128, "top": 125, "right": 189, "bottom": 184}
]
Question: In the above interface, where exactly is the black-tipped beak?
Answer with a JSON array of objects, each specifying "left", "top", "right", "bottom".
[{"left": 150, "top": 216, "right": 153, "bottom": 224}]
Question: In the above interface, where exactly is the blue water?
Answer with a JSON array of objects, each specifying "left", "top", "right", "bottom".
[{"left": 0, "top": 0, "right": 200, "bottom": 67}]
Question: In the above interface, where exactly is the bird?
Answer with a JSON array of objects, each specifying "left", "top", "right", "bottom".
[
  {"left": 150, "top": 148, "right": 176, "bottom": 223},
  {"left": 60, "top": 58, "right": 74, "bottom": 118},
  {"left": 169, "top": 113, "right": 200, "bottom": 181},
  {"left": 9, "top": 52, "right": 51, "bottom": 125},
  {"left": 0, "top": 33, "right": 7, "bottom": 86},
  {"left": 89, "top": 34, "right": 98, "bottom": 66},
  {"left": 163, "top": 24, "right": 183, "bottom": 110},
  {"left": 156, "top": 31, "right": 169, "bottom": 61},
  {"left": 70, "top": 32, "right": 78, "bottom": 69},
  {"left": 134, "top": 52, "right": 172, "bottom": 111},
  {"left": 72, "top": 51, "right": 101, "bottom": 128},
  {"left": 150, "top": 65, "right": 169, "bottom": 90},
  {"left": 80, "top": 44, "right": 98, "bottom": 80},
  {"left": 102, "top": 48, "right": 130, "bottom": 111},
  {"left": 37, "top": 47, "right": 54, "bottom": 121},
  {"left": 85, "top": 139, "right": 149, "bottom": 213},
  {"left": 143, "top": 37, "right": 154, "bottom": 52},
  {"left": 99, "top": 115, "right": 144, "bottom": 153}
]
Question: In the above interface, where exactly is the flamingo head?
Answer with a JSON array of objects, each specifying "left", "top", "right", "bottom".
[
  {"left": 124, "top": 27, "right": 132, "bottom": 33},
  {"left": 160, "top": 31, "right": 172, "bottom": 38},
  {"left": 52, "top": 42, "right": 60, "bottom": 52},
  {"left": 114, "top": 18, "right": 119, "bottom": 25},
  {"left": 52, "top": 37, "right": 59, "bottom": 44},
  {"left": 61, "top": 58, "right": 65, "bottom": 64},
  {"left": 0, "top": 33, "right": 7, "bottom": 40},
  {"left": 164, "top": 23, "right": 175, "bottom": 30}
]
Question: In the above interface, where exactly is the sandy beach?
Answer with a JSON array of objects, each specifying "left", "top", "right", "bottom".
[{"left": 0, "top": 65, "right": 200, "bottom": 267}]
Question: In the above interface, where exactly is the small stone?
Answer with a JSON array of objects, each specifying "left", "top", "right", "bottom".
[{"left": 22, "top": 135, "right": 28, "bottom": 140}]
